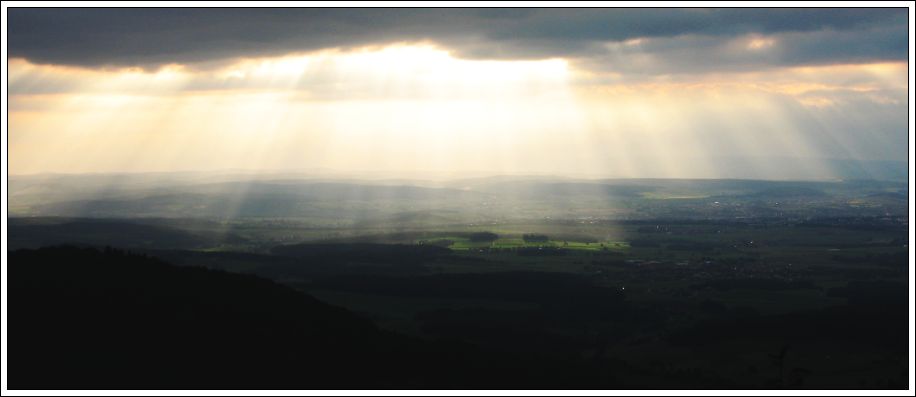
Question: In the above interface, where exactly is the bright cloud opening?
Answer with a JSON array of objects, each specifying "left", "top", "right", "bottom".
[{"left": 7, "top": 43, "right": 908, "bottom": 180}]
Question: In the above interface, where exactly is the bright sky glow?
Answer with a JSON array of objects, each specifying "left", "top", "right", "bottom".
[{"left": 8, "top": 40, "right": 909, "bottom": 179}]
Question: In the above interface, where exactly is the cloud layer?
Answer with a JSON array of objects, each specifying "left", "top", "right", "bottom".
[{"left": 8, "top": 8, "right": 908, "bottom": 72}]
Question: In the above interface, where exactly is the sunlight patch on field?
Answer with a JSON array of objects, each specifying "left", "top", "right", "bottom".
[{"left": 420, "top": 236, "right": 629, "bottom": 252}]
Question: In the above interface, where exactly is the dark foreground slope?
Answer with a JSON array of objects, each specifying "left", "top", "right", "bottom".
[
  {"left": 11, "top": 246, "right": 406, "bottom": 389},
  {"left": 10, "top": 246, "right": 712, "bottom": 389}
]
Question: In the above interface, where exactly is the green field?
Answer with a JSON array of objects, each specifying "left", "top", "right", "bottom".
[{"left": 418, "top": 234, "right": 630, "bottom": 252}]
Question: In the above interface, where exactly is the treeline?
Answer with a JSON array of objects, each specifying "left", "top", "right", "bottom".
[
  {"left": 522, "top": 233, "right": 549, "bottom": 242},
  {"left": 270, "top": 243, "right": 450, "bottom": 265},
  {"left": 468, "top": 232, "right": 499, "bottom": 242}
]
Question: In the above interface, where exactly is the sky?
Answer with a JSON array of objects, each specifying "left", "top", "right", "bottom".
[{"left": 6, "top": 7, "right": 911, "bottom": 179}]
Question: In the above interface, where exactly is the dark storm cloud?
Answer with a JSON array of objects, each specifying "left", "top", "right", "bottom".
[
  {"left": 7, "top": 8, "right": 908, "bottom": 70},
  {"left": 575, "top": 23, "right": 908, "bottom": 76}
]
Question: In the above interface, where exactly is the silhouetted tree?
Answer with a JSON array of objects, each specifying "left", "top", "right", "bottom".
[{"left": 468, "top": 232, "right": 498, "bottom": 242}]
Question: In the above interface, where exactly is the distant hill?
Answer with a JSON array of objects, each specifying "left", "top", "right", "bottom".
[
  {"left": 11, "top": 181, "right": 482, "bottom": 218},
  {"left": 6, "top": 218, "right": 245, "bottom": 251},
  {"left": 8, "top": 174, "right": 908, "bottom": 221}
]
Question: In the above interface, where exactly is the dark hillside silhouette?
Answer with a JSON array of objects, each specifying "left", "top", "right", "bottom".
[
  {"left": 11, "top": 246, "right": 401, "bottom": 388},
  {"left": 10, "top": 246, "right": 715, "bottom": 389}
]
